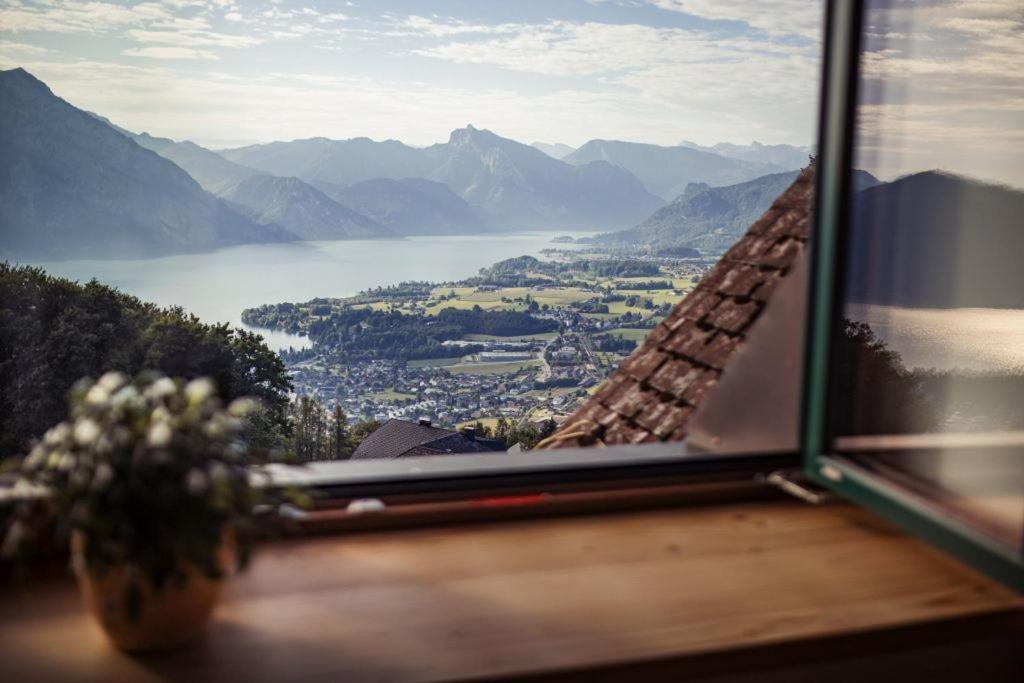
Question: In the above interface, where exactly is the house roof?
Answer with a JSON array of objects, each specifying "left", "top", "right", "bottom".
[
  {"left": 352, "top": 418, "right": 506, "bottom": 459},
  {"left": 539, "top": 164, "right": 814, "bottom": 449}
]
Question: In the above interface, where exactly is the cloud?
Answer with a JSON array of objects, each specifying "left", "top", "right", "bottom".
[
  {"left": 0, "top": 1, "right": 175, "bottom": 34},
  {"left": 123, "top": 46, "right": 219, "bottom": 60}
]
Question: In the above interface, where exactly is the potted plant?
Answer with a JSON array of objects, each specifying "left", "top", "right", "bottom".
[{"left": 2, "top": 371, "right": 295, "bottom": 651}]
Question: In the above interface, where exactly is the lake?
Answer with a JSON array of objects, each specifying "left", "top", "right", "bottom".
[
  {"left": 24, "top": 233, "right": 589, "bottom": 351},
  {"left": 847, "top": 303, "right": 1024, "bottom": 372}
]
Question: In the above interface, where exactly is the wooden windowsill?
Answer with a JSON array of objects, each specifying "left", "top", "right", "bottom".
[{"left": 1, "top": 499, "right": 1021, "bottom": 682}]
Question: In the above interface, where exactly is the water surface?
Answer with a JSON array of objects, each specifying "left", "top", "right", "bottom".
[{"left": 24, "top": 233, "right": 589, "bottom": 351}]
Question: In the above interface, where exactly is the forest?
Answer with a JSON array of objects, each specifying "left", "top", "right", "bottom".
[{"left": 0, "top": 263, "right": 293, "bottom": 457}]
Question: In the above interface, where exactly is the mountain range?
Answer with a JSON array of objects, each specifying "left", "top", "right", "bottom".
[
  {"left": 0, "top": 67, "right": 827, "bottom": 259},
  {"left": 221, "top": 125, "right": 664, "bottom": 231},
  {"left": 678, "top": 140, "right": 811, "bottom": 171},
  {"left": 0, "top": 68, "right": 287, "bottom": 258},
  {"left": 847, "top": 171, "right": 1024, "bottom": 309},
  {"left": 592, "top": 169, "right": 877, "bottom": 254},
  {"left": 128, "top": 132, "right": 399, "bottom": 241},
  {"left": 564, "top": 140, "right": 789, "bottom": 201},
  {"left": 531, "top": 142, "right": 575, "bottom": 159},
  {"left": 325, "top": 178, "right": 485, "bottom": 235}
]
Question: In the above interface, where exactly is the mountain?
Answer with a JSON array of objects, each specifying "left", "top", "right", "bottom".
[
  {"left": 0, "top": 68, "right": 289, "bottom": 258},
  {"left": 593, "top": 168, "right": 877, "bottom": 255},
  {"left": 129, "top": 132, "right": 397, "bottom": 240},
  {"left": 423, "top": 126, "right": 663, "bottom": 230},
  {"left": 221, "top": 137, "right": 433, "bottom": 188},
  {"left": 131, "top": 132, "right": 260, "bottom": 194},
  {"left": 224, "top": 126, "right": 664, "bottom": 231},
  {"left": 564, "top": 140, "right": 784, "bottom": 201},
  {"left": 325, "top": 178, "right": 486, "bottom": 235},
  {"left": 531, "top": 142, "right": 575, "bottom": 159},
  {"left": 679, "top": 140, "right": 811, "bottom": 170},
  {"left": 847, "top": 171, "right": 1024, "bottom": 309},
  {"left": 219, "top": 175, "right": 399, "bottom": 241}
]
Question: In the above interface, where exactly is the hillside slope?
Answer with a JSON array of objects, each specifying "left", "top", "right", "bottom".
[{"left": 0, "top": 68, "right": 287, "bottom": 258}]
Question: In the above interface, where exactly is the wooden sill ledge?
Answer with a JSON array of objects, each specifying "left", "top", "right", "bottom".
[{"left": 1, "top": 498, "right": 1020, "bottom": 682}]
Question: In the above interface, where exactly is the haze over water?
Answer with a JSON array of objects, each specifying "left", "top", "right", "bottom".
[{"left": 26, "top": 233, "right": 588, "bottom": 351}]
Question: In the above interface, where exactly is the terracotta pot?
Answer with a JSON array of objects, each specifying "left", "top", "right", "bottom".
[{"left": 70, "top": 530, "right": 235, "bottom": 652}]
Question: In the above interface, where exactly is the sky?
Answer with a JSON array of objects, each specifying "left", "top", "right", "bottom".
[
  {"left": 0, "top": 0, "right": 825, "bottom": 149},
  {"left": 857, "top": 0, "right": 1024, "bottom": 187}
]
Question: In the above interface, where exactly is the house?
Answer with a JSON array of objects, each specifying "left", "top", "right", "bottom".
[
  {"left": 540, "top": 165, "right": 813, "bottom": 449},
  {"left": 352, "top": 417, "right": 507, "bottom": 459}
]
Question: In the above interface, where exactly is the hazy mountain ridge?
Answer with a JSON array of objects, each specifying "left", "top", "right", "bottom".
[
  {"left": 679, "top": 140, "right": 811, "bottom": 170},
  {"left": 593, "top": 167, "right": 878, "bottom": 255},
  {"left": 222, "top": 125, "right": 664, "bottom": 231},
  {"left": 0, "top": 68, "right": 289, "bottom": 258},
  {"left": 565, "top": 139, "right": 785, "bottom": 201},
  {"left": 131, "top": 132, "right": 261, "bottom": 194},
  {"left": 531, "top": 142, "right": 575, "bottom": 159},
  {"left": 219, "top": 175, "right": 399, "bottom": 241},
  {"left": 848, "top": 171, "right": 1024, "bottom": 309},
  {"left": 129, "top": 131, "right": 398, "bottom": 240},
  {"left": 221, "top": 137, "right": 434, "bottom": 188},
  {"left": 325, "top": 177, "right": 486, "bottom": 235},
  {"left": 591, "top": 170, "right": 801, "bottom": 254}
]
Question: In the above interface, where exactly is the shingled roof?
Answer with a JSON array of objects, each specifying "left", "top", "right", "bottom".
[
  {"left": 539, "top": 164, "right": 814, "bottom": 449},
  {"left": 353, "top": 418, "right": 507, "bottom": 459}
]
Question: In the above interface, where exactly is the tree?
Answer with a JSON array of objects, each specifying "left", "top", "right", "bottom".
[
  {"left": 328, "top": 405, "right": 351, "bottom": 460},
  {"left": 0, "top": 264, "right": 293, "bottom": 458}
]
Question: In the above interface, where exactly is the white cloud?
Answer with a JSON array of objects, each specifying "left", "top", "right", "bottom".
[{"left": 123, "top": 46, "right": 219, "bottom": 60}]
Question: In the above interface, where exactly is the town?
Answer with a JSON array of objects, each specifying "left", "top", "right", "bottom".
[{"left": 244, "top": 250, "right": 713, "bottom": 434}]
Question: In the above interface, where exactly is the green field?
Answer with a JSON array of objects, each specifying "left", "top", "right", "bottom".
[
  {"left": 423, "top": 285, "right": 596, "bottom": 315},
  {"left": 456, "top": 417, "right": 502, "bottom": 431},
  {"left": 463, "top": 331, "right": 559, "bottom": 342},
  {"left": 605, "top": 327, "right": 654, "bottom": 342},
  {"left": 406, "top": 356, "right": 465, "bottom": 368},
  {"left": 448, "top": 359, "right": 542, "bottom": 375}
]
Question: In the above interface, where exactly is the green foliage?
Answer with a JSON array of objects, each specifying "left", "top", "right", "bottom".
[
  {"left": 0, "top": 264, "right": 292, "bottom": 458},
  {"left": 242, "top": 302, "right": 555, "bottom": 361},
  {"left": 1, "top": 373, "right": 303, "bottom": 614},
  {"left": 286, "top": 395, "right": 380, "bottom": 461},
  {"left": 835, "top": 320, "right": 937, "bottom": 434}
]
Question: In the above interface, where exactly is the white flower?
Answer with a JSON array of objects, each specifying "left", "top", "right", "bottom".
[
  {"left": 24, "top": 444, "right": 47, "bottom": 470},
  {"left": 73, "top": 419, "right": 101, "bottom": 446},
  {"left": 185, "top": 469, "right": 209, "bottom": 495},
  {"left": 185, "top": 378, "right": 216, "bottom": 404},
  {"left": 91, "top": 463, "right": 114, "bottom": 491},
  {"left": 85, "top": 385, "right": 110, "bottom": 406},
  {"left": 146, "top": 421, "right": 173, "bottom": 448},
  {"left": 43, "top": 423, "right": 71, "bottom": 447},
  {"left": 55, "top": 452, "right": 76, "bottom": 472},
  {"left": 110, "top": 385, "right": 139, "bottom": 409},
  {"left": 97, "top": 371, "right": 127, "bottom": 393},
  {"left": 144, "top": 377, "right": 177, "bottom": 400}
]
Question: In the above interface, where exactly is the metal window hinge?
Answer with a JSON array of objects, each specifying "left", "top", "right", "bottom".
[{"left": 763, "top": 470, "right": 833, "bottom": 505}]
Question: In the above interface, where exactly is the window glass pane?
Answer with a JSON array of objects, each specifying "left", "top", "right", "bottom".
[
  {"left": 835, "top": 0, "right": 1023, "bottom": 552},
  {"left": 1, "top": 2, "right": 822, "bottom": 479}
]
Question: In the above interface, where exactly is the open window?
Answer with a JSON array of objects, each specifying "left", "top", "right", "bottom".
[{"left": 806, "top": 0, "right": 1024, "bottom": 590}]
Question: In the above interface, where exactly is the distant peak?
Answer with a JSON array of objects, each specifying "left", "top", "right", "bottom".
[
  {"left": 0, "top": 66, "right": 50, "bottom": 91},
  {"left": 448, "top": 124, "right": 502, "bottom": 146}
]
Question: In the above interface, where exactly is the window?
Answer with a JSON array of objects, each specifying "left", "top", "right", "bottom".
[
  {"left": 806, "top": 0, "right": 1024, "bottom": 590},
  {"left": 0, "top": 1, "right": 822, "bottom": 488}
]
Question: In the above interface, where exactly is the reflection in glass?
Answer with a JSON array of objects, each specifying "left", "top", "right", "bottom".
[{"left": 833, "top": 0, "right": 1023, "bottom": 554}]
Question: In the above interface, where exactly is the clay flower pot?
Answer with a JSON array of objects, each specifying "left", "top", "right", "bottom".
[{"left": 71, "top": 531, "right": 235, "bottom": 652}]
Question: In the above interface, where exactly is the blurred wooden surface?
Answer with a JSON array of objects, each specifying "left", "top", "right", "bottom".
[{"left": 1, "top": 499, "right": 1021, "bottom": 682}]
